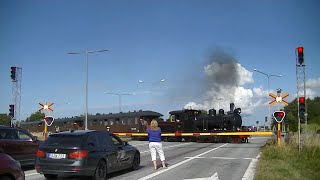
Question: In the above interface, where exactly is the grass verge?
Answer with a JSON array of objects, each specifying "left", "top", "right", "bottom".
[{"left": 255, "top": 134, "right": 320, "bottom": 180}]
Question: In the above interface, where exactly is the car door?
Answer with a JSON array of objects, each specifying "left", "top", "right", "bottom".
[
  {"left": 0, "top": 129, "right": 24, "bottom": 163},
  {"left": 85, "top": 133, "right": 101, "bottom": 170},
  {"left": 109, "top": 134, "right": 131, "bottom": 170},
  {"left": 97, "top": 132, "right": 117, "bottom": 173},
  {"left": 15, "top": 129, "right": 39, "bottom": 164},
  {"left": 105, "top": 134, "right": 121, "bottom": 172}
]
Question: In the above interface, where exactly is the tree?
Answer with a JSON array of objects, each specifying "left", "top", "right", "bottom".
[
  {"left": 0, "top": 114, "right": 11, "bottom": 125},
  {"left": 26, "top": 112, "right": 45, "bottom": 122},
  {"left": 283, "top": 96, "right": 320, "bottom": 132}
]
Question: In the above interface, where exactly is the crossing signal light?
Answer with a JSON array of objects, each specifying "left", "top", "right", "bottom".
[
  {"left": 297, "top": 47, "right": 304, "bottom": 65},
  {"left": 9, "top": 105, "right": 15, "bottom": 117},
  {"left": 10, "top": 67, "right": 16, "bottom": 81},
  {"left": 43, "top": 116, "right": 55, "bottom": 126},
  {"left": 299, "top": 97, "right": 306, "bottom": 123},
  {"left": 273, "top": 111, "right": 285, "bottom": 123}
]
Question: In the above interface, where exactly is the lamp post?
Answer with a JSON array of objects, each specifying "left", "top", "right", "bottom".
[
  {"left": 138, "top": 79, "right": 165, "bottom": 84},
  {"left": 104, "top": 92, "right": 134, "bottom": 112},
  {"left": 68, "top": 49, "right": 108, "bottom": 130},
  {"left": 254, "top": 69, "right": 282, "bottom": 130}
]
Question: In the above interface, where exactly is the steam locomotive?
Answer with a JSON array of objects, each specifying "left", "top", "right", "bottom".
[
  {"left": 157, "top": 103, "right": 243, "bottom": 142},
  {"left": 166, "top": 103, "right": 242, "bottom": 132}
]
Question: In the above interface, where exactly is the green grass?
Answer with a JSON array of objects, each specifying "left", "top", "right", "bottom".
[{"left": 255, "top": 132, "right": 320, "bottom": 180}]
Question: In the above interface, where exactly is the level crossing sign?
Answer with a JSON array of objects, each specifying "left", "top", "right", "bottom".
[
  {"left": 38, "top": 102, "right": 54, "bottom": 113},
  {"left": 269, "top": 92, "right": 289, "bottom": 106}
]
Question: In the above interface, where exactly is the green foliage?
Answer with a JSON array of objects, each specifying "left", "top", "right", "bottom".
[
  {"left": 283, "top": 97, "right": 320, "bottom": 132},
  {"left": 0, "top": 114, "right": 11, "bottom": 125},
  {"left": 26, "top": 111, "right": 45, "bottom": 122}
]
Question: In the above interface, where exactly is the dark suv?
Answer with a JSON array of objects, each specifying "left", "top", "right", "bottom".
[
  {"left": 35, "top": 130, "right": 140, "bottom": 180},
  {"left": 0, "top": 125, "right": 42, "bottom": 166}
]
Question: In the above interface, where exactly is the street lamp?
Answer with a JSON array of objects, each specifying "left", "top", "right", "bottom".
[
  {"left": 253, "top": 68, "right": 282, "bottom": 130},
  {"left": 68, "top": 49, "right": 108, "bottom": 130},
  {"left": 104, "top": 92, "right": 134, "bottom": 112},
  {"left": 138, "top": 79, "right": 165, "bottom": 84}
]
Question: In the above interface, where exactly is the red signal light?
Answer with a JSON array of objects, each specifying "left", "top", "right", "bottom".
[
  {"left": 297, "top": 47, "right": 303, "bottom": 53},
  {"left": 279, "top": 112, "right": 284, "bottom": 117},
  {"left": 299, "top": 97, "right": 305, "bottom": 103}
]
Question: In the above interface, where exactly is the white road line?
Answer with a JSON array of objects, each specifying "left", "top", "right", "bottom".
[
  {"left": 140, "top": 142, "right": 192, "bottom": 154},
  {"left": 131, "top": 142, "right": 149, "bottom": 146},
  {"left": 25, "top": 172, "right": 39, "bottom": 177},
  {"left": 138, "top": 143, "right": 228, "bottom": 180},
  {"left": 184, "top": 156, "right": 255, "bottom": 160},
  {"left": 241, "top": 152, "right": 261, "bottom": 180}
]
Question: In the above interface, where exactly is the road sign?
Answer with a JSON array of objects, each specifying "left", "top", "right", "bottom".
[
  {"left": 269, "top": 92, "right": 289, "bottom": 106},
  {"left": 273, "top": 111, "right": 285, "bottom": 123},
  {"left": 44, "top": 116, "right": 55, "bottom": 126},
  {"left": 39, "top": 102, "right": 54, "bottom": 113}
]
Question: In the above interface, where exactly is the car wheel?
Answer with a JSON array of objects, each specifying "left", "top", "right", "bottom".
[
  {"left": 131, "top": 152, "right": 140, "bottom": 170},
  {"left": 0, "top": 175, "right": 13, "bottom": 180},
  {"left": 44, "top": 174, "right": 58, "bottom": 179},
  {"left": 94, "top": 160, "right": 107, "bottom": 180}
]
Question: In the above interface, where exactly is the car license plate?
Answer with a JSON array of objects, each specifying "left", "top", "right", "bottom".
[{"left": 48, "top": 153, "right": 66, "bottom": 159}]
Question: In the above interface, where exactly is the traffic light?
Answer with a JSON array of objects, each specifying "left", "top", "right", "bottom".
[
  {"left": 9, "top": 104, "right": 14, "bottom": 117},
  {"left": 10, "top": 67, "right": 16, "bottom": 81},
  {"left": 297, "top": 47, "right": 304, "bottom": 65},
  {"left": 273, "top": 111, "right": 285, "bottom": 123},
  {"left": 299, "top": 97, "right": 306, "bottom": 123},
  {"left": 44, "top": 116, "right": 55, "bottom": 126}
]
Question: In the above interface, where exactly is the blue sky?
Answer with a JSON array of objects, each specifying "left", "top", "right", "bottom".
[{"left": 1, "top": 0, "right": 320, "bottom": 126}]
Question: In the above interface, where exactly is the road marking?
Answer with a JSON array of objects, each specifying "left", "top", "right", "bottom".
[
  {"left": 184, "top": 172, "right": 219, "bottom": 180},
  {"left": 138, "top": 143, "right": 228, "bottom": 180},
  {"left": 25, "top": 172, "right": 39, "bottom": 177},
  {"left": 131, "top": 142, "right": 149, "bottom": 146},
  {"left": 140, "top": 142, "right": 192, "bottom": 154},
  {"left": 185, "top": 156, "right": 255, "bottom": 160},
  {"left": 241, "top": 152, "right": 261, "bottom": 180}
]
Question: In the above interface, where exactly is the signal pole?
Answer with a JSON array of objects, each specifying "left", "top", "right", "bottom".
[
  {"left": 10, "top": 67, "right": 22, "bottom": 126},
  {"left": 296, "top": 47, "right": 306, "bottom": 152}
]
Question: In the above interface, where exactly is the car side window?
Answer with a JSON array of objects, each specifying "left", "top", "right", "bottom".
[
  {"left": 97, "top": 132, "right": 108, "bottom": 148},
  {"left": 16, "top": 130, "right": 33, "bottom": 141},
  {"left": 3, "top": 129, "right": 19, "bottom": 140},
  {"left": 87, "top": 134, "right": 98, "bottom": 147},
  {"left": 110, "top": 135, "right": 122, "bottom": 146}
]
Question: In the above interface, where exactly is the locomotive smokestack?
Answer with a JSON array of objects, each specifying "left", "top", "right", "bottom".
[{"left": 230, "top": 103, "right": 235, "bottom": 112}]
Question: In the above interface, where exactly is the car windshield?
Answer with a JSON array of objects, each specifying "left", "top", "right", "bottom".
[{"left": 42, "top": 135, "right": 84, "bottom": 147}]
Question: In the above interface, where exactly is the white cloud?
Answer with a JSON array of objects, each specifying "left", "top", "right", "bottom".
[{"left": 306, "top": 77, "right": 320, "bottom": 89}]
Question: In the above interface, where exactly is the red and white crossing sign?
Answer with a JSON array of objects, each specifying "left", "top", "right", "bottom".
[
  {"left": 43, "top": 116, "right": 55, "bottom": 126},
  {"left": 269, "top": 92, "right": 289, "bottom": 106},
  {"left": 39, "top": 102, "right": 54, "bottom": 113},
  {"left": 273, "top": 111, "right": 285, "bottom": 123}
]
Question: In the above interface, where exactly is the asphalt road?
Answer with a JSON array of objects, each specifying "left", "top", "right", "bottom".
[{"left": 24, "top": 137, "right": 269, "bottom": 180}]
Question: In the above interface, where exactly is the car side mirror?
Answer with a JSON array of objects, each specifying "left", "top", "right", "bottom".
[
  {"left": 32, "top": 136, "right": 38, "bottom": 141},
  {"left": 123, "top": 141, "right": 128, "bottom": 146}
]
